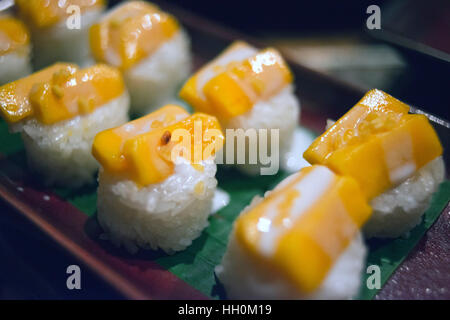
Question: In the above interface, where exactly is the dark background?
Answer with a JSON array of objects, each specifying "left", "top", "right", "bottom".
[{"left": 112, "top": 0, "right": 387, "bottom": 35}]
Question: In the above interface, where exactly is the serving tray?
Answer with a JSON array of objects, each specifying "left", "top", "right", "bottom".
[{"left": 0, "top": 0, "right": 449, "bottom": 299}]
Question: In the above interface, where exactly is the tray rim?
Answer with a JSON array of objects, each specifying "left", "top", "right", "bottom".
[{"left": 0, "top": 162, "right": 209, "bottom": 300}]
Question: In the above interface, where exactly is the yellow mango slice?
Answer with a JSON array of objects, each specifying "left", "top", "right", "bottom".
[
  {"left": 179, "top": 41, "right": 254, "bottom": 115},
  {"left": 0, "top": 63, "right": 125, "bottom": 125},
  {"left": 180, "top": 42, "right": 292, "bottom": 120},
  {"left": 235, "top": 165, "right": 371, "bottom": 293},
  {"left": 0, "top": 63, "right": 75, "bottom": 123},
  {"left": 304, "top": 89, "right": 443, "bottom": 199},
  {"left": 202, "top": 72, "right": 253, "bottom": 120},
  {"left": 89, "top": 1, "right": 179, "bottom": 70},
  {"left": 30, "top": 64, "right": 126, "bottom": 125},
  {"left": 92, "top": 105, "right": 224, "bottom": 186},
  {"left": 92, "top": 105, "right": 189, "bottom": 173}
]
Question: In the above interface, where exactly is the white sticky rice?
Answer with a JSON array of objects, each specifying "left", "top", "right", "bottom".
[
  {"left": 30, "top": 9, "right": 102, "bottom": 69},
  {"left": 97, "top": 158, "right": 218, "bottom": 254},
  {"left": 124, "top": 30, "right": 192, "bottom": 114},
  {"left": 215, "top": 195, "right": 367, "bottom": 300},
  {"left": 221, "top": 85, "right": 300, "bottom": 175},
  {"left": 364, "top": 156, "right": 445, "bottom": 238},
  {"left": 11, "top": 92, "right": 129, "bottom": 187},
  {"left": 0, "top": 48, "right": 32, "bottom": 85}
]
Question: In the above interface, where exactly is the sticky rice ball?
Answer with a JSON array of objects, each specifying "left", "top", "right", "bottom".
[
  {"left": 0, "top": 63, "right": 130, "bottom": 187},
  {"left": 16, "top": 93, "right": 129, "bottom": 187},
  {"left": 216, "top": 165, "right": 371, "bottom": 299},
  {"left": 217, "top": 226, "right": 366, "bottom": 300},
  {"left": 92, "top": 105, "right": 224, "bottom": 254},
  {"left": 0, "top": 16, "right": 32, "bottom": 85},
  {"left": 323, "top": 122, "right": 446, "bottom": 239},
  {"left": 97, "top": 158, "right": 217, "bottom": 254},
  {"left": 90, "top": 1, "right": 191, "bottom": 114},
  {"left": 180, "top": 41, "right": 300, "bottom": 175},
  {"left": 16, "top": 0, "right": 105, "bottom": 68},
  {"left": 305, "top": 89, "right": 445, "bottom": 239}
]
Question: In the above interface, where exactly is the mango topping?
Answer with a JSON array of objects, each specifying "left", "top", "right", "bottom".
[
  {"left": 180, "top": 41, "right": 292, "bottom": 120},
  {"left": 0, "top": 16, "right": 30, "bottom": 56},
  {"left": 89, "top": 1, "right": 179, "bottom": 70},
  {"left": 92, "top": 105, "right": 224, "bottom": 186},
  {"left": 16, "top": 0, "right": 105, "bottom": 28},
  {"left": 304, "top": 89, "right": 443, "bottom": 199},
  {"left": 235, "top": 165, "right": 371, "bottom": 293},
  {"left": 0, "top": 63, "right": 125, "bottom": 125},
  {"left": 0, "top": 63, "right": 73, "bottom": 123}
]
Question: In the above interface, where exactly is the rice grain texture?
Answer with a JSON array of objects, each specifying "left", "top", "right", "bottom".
[
  {"left": 364, "top": 156, "right": 445, "bottom": 238},
  {"left": 97, "top": 159, "right": 217, "bottom": 254},
  {"left": 222, "top": 85, "right": 300, "bottom": 175},
  {"left": 14, "top": 92, "right": 129, "bottom": 187}
]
